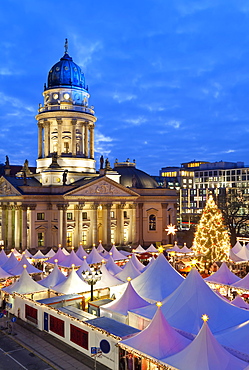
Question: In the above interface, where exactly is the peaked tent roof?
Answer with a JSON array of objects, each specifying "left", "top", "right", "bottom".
[
  {"left": 131, "top": 253, "right": 184, "bottom": 302},
  {"left": 8, "top": 248, "right": 22, "bottom": 257},
  {"left": 0, "top": 249, "right": 8, "bottom": 266},
  {"left": 46, "top": 248, "right": 67, "bottom": 264},
  {"left": 130, "top": 254, "right": 145, "bottom": 271},
  {"left": 3, "top": 268, "right": 46, "bottom": 294},
  {"left": 105, "top": 256, "right": 123, "bottom": 276},
  {"left": 45, "top": 249, "right": 56, "bottom": 258},
  {"left": 179, "top": 245, "right": 194, "bottom": 254},
  {"left": 94, "top": 265, "right": 123, "bottom": 289},
  {"left": 76, "top": 260, "right": 91, "bottom": 278},
  {"left": 75, "top": 245, "right": 88, "bottom": 259},
  {"left": 141, "top": 256, "right": 155, "bottom": 273},
  {"left": 23, "top": 250, "right": 33, "bottom": 258},
  {"left": 58, "top": 249, "right": 83, "bottom": 268},
  {"left": 121, "top": 307, "right": 190, "bottom": 360},
  {"left": 32, "top": 250, "right": 47, "bottom": 259},
  {"left": 39, "top": 263, "right": 67, "bottom": 288},
  {"left": 232, "top": 272, "right": 249, "bottom": 290},
  {"left": 9, "top": 255, "right": 41, "bottom": 275},
  {"left": 1, "top": 252, "right": 18, "bottom": 272},
  {"left": 164, "top": 321, "right": 248, "bottom": 370},
  {"left": 229, "top": 248, "right": 245, "bottom": 262},
  {"left": 62, "top": 247, "right": 70, "bottom": 255},
  {"left": 0, "top": 265, "right": 13, "bottom": 279},
  {"left": 116, "top": 260, "right": 141, "bottom": 282},
  {"left": 232, "top": 241, "right": 243, "bottom": 254},
  {"left": 205, "top": 262, "right": 241, "bottom": 285},
  {"left": 215, "top": 319, "right": 249, "bottom": 357},
  {"left": 234, "top": 245, "right": 249, "bottom": 262},
  {"left": 53, "top": 268, "right": 89, "bottom": 294},
  {"left": 107, "top": 245, "right": 127, "bottom": 261},
  {"left": 86, "top": 247, "right": 106, "bottom": 265},
  {"left": 169, "top": 243, "right": 182, "bottom": 253},
  {"left": 133, "top": 245, "right": 145, "bottom": 253},
  {"left": 101, "top": 281, "right": 150, "bottom": 316},
  {"left": 130, "top": 268, "right": 249, "bottom": 335},
  {"left": 231, "top": 295, "right": 249, "bottom": 310},
  {"left": 146, "top": 244, "right": 158, "bottom": 253}
]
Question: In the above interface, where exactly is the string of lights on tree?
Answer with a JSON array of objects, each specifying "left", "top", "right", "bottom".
[{"left": 192, "top": 195, "right": 231, "bottom": 269}]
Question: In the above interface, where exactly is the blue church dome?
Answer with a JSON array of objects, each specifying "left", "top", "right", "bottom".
[{"left": 47, "top": 46, "right": 86, "bottom": 89}]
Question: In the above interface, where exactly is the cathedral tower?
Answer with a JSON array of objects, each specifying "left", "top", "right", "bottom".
[{"left": 35, "top": 40, "right": 97, "bottom": 185}]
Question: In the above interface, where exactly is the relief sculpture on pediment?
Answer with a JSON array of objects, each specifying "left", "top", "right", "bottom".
[
  {"left": 0, "top": 178, "right": 18, "bottom": 196},
  {"left": 85, "top": 183, "right": 118, "bottom": 195}
]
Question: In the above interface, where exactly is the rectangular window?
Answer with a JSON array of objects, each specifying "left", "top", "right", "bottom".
[
  {"left": 82, "top": 212, "right": 87, "bottom": 220},
  {"left": 37, "top": 213, "right": 45, "bottom": 220},
  {"left": 67, "top": 212, "right": 73, "bottom": 220},
  {"left": 25, "top": 304, "right": 38, "bottom": 324},
  {"left": 70, "top": 324, "right": 88, "bottom": 349},
  {"left": 50, "top": 315, "right": 64, "bottom": 337},
  {"left": 38, "top": 232, "right": 44, "bottom": 247},
  {"left": 110, "top": 211, "right": 115, "bottom": 218},
  {"left": 124, "top": 211, "right": 127, "bottom": 218}
]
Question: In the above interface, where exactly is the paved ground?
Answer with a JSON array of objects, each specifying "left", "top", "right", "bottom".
[{"left": 0, "top": 318, "right": 109, "bottom": 370}]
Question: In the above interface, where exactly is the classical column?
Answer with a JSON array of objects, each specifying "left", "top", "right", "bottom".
[
  {"left": 44, "top": 121, "right": 50, "bottom": 157},
  {"left": 72, "top": 119, "right": 77, "bottom": 156},
  {"left": 28, "top": 204, "right": 37, "bottom": 249},
  {"left": 57, "top": 204, "right": 63, "bottom": 245},
  {"left": 116, "top": 203, "right": 125, "bottom": 245},
  {"left": 57, "top": 119, "right": 62, "bottom": 156},
  {"left": 80, "top": 122, "right": 84, "bottom": 155},
  {"left": 89, "top": 125, "right": 94, "bottom": 159},
  {"left": 138, "top": 203, "right": 144, "bottom": 245},
  {"left": 74, "top": 203, "right": 84, "bottom": 247},
  {"left": 7, "top": 204, "right": 13, "bottom": 248},
  {"left": 131, "top": 204, "right": 137, "bottom": 244},
  {"left": 38, "top": 122, "right": 43, "bottom": 158},
  {"left": 21, "top": 204, "right": 28, "bottom": 251},
  {"left": 84, "top": 123, "right": 89, "bottom": 157},
  {"left": 102, "top": 203, "right": 112, "bottom": 246},
  {"left": 90, "top": 203, "right": 98, "bottom": 246},
  {"left": 1, "top": 205, "right": 7, "bottom": 247},
  {"left": 14, "top": 205, "right": 21, "bottom": 249}
]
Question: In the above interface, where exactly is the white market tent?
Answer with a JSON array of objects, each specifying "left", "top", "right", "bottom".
[
  {"left": 130, "top": 254, "right": 145, "bottom": 272},
  {"left": 169, "top": 243, "right": 182, "bottom": 253},
  {"left": 120, "top": 307, "right": 191, "bottom": 360},
  {"left": 0, "top": 265, "right": 13, "bottom": 279},
  {"left": 32, "top": 250, "right": 47, "bottom": 259},
  {"left": 105, "top": 256, "right": 123, "bottom": 276},
  {"left": 233, "top": 245, "right": 249, "bottom": 262},
  {"left": 133, "top": 245, "right": 145, "bottom": 254},
  {"left": 23, "top": 250, "right": 33, "bottom": 258},
  {"left": 9, "top": 255, "right": 41, "bottom": 275},
  {"left": 93, "top": 265, "right": 123, "bottom": 290},
  {"left": 58, "top": 250, "right": 83, "bottom": 268},
  {"left": 53, "top": 267, "right": 89, "bottom": 294},
  {"left": 86, "top": 247, "right": 106, "bottom": 265},
  {"left": 146, "top": 244, "right": 158, "bottom": 253},
  {"left": 115, "top": 260, "right": 141, "bottom": 282},
  {"left": 163, "top": 321, "right": 248, "bottom": 370},
  {"left": 231, "top": 295, "right": 249, "bottom": 310},
  {"left": 2, "top": 268, "right": 45, "bottom": 295},
  {"left": 205, "top": 262, "right": 241, "bottom": 285},
  {"left": 100, "top": 280, "right": 150, "bottom": 323},
  {"left": 107, "top": 245, "right": 128, "bottom": 261},
  {"left": 76, "top": 260, "right": 91, "bottom": 278},
  {"left": 45, "top": 249, "right": 56, "bottom": 258},
  {"left": 39, "top": 263, "right": 67, "bottom": 288},
  {"left": 46, "top": 248, "right": 67, "bottom": 264},
  {"left": 1, "top": 252, "right": 18, "bottom": 272},
  {"left": 131, "top": 253, "right": 184, "bottom": 303},
  {"left": 61, "top": 247, "right": 70, "bottom": 255},
  {"left": 8, "top": 248, "right": 22, "bottom": 258},
  {"left": 119, "top": 250, "right": 132, "bottom": 257},
  {"left": 229, "top": 248, "right": 245, "bottom": 262},
  {"left": 0, "top": 250, "right": 8, "bottom": 266},
  {"left": 215, "top": 319, "right": 249, "bottom": 357},
  {"left": 232, "top": 241, "right": 243, "bottom": 254},
  {"left": 232, "top": 272, "right": 249, "bottom": 290},
  {"left": 129, "top": 268, "right": 249, "bottom": 335},
  {"left": 75, "top": 245, "right": 88, "bottom": 259},
  {"left": 179, "top": 244, "right": 194, "bottom": 254}
]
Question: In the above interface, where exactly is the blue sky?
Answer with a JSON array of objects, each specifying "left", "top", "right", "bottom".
[{"left": 1, "top": 1, "right": 249, "bottom": 175}]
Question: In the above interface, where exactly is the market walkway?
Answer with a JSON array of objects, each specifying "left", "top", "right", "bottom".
[{"left": 0, "top": 318, "right": 109, "bottom": 370}]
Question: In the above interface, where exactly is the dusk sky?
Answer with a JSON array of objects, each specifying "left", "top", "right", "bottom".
[{"left": 1, "top": 1, "right": 249, "bottom": 175}]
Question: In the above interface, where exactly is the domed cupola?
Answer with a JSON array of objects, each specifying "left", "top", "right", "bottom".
[{"left": 47, "top": 39, "right": 86, "bottom": 90}]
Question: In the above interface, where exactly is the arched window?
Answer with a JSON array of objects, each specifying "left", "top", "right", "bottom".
[{"left": 149, "top": 214, "right": 156, "bottom": 230}]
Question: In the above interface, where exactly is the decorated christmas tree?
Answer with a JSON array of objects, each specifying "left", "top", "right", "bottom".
[{"left": 193, "top": 195, "right": 231, "bottom": 269}]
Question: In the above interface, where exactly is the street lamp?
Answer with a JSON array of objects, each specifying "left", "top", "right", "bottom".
[{"left": 82, "top": 267, "right": 102, "bottom": 301}]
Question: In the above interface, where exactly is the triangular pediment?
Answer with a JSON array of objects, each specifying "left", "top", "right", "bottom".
[
  {"left": 0, "top": 177, "right": 22, "bottom": 197},
  {"left": 65, "top": 176, "right": 138, "bottom": 198}
]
